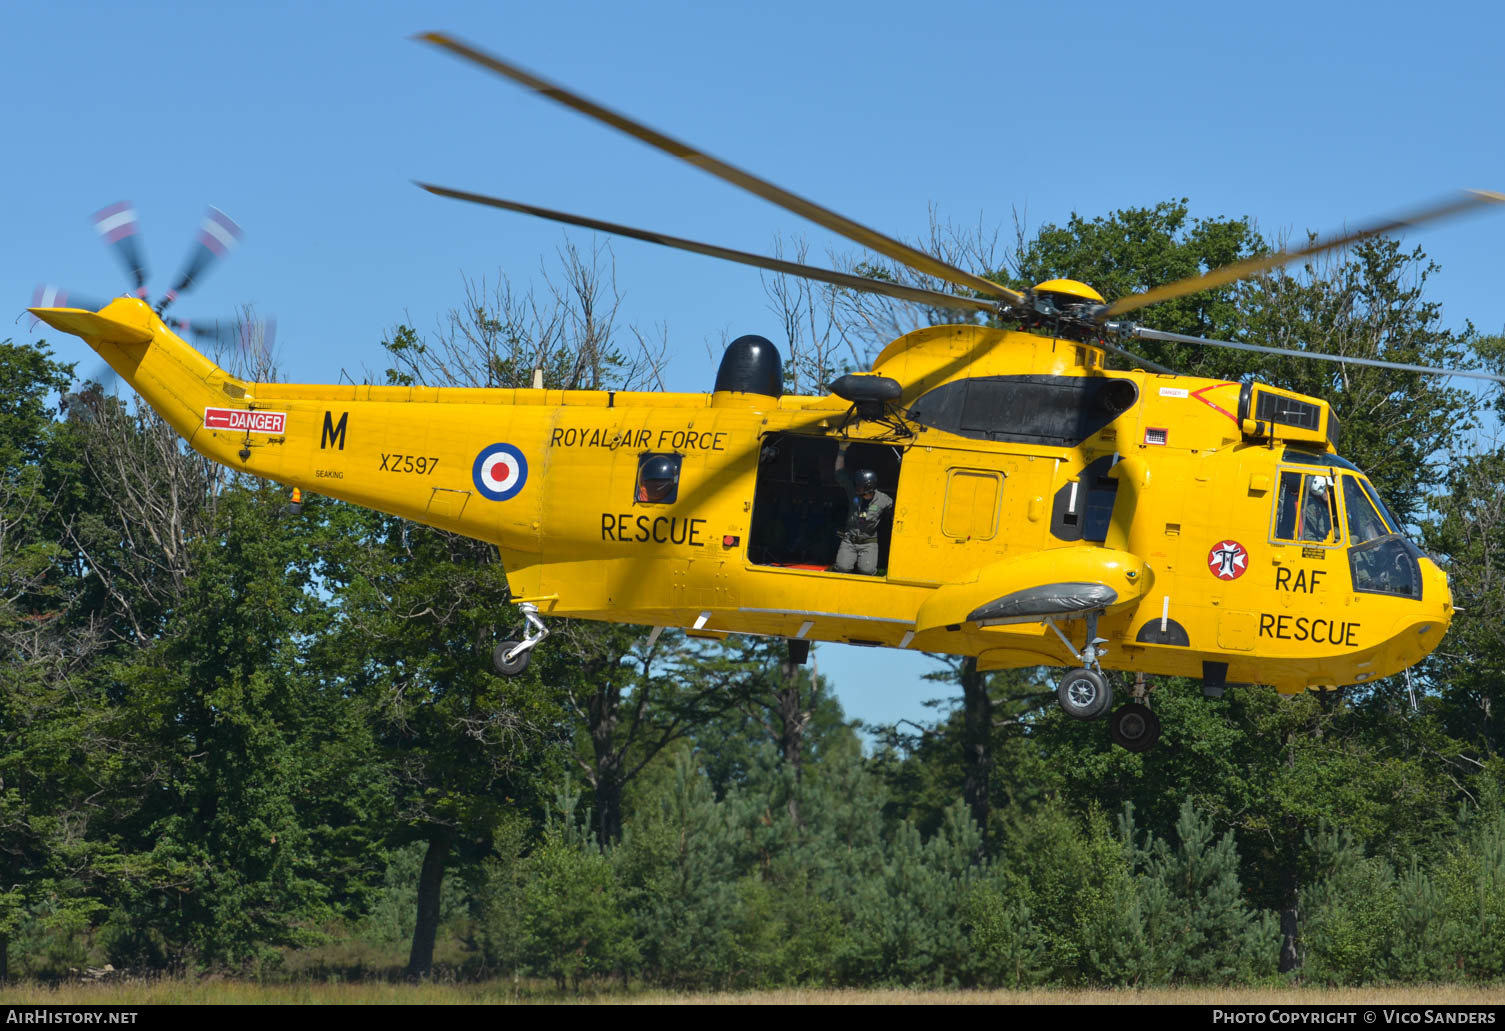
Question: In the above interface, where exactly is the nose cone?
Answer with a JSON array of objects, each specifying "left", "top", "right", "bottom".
[
  {"left": 1425, "top": 555, "right": 1453, "bottom": 633},
  {"left": 1404, "top": 556, "right": 1454, "bottom": 665}
]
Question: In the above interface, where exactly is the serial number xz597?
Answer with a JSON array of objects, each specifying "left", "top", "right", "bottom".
[{"left": 379, "top": 454, "right": 439, "bottom": 474}]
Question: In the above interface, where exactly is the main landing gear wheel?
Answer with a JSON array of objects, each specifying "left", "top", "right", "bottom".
[
  {"left": 1057, "top": 669, "right": 1113, "bottom": 721},
  {"left": 1109, "top": 702, "right": 1161, "bottom": 752},
  {"left": 492, "top": 640, "right": 532, "bottom": 676}
]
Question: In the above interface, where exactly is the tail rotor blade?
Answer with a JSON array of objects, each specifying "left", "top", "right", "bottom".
[
  {"left": 33, "top": 283, "right": 122, "bottom": 391},
  {"left": 31, "top": 284, "right": 112, "bottom": 313},
  {"left": 160, "top": 206, "right": 242, "bottom": 313},
  {"left": 167, "top": 316, "right": 235, "bottom": 344},
  {"left": 82, "top": 361, "right": 121, "bottom": 392},
  {"left": 91, "top": 201, "right": 150, "bottom": 297},
  {"left": 245, "top": 316, "right": 276, "bottom": 359},
  {"left": 31, "top": 285, "right": 121, "bottom": 390},
  {"left": 169, "top": 314, "right": 276, "bottom": 365}
]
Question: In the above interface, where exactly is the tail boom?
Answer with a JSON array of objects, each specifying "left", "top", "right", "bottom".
[{"left": 29, "top": 298, "right": 543, "bottom": 566}]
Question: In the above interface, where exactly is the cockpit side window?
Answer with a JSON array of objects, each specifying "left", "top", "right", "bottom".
[
  {"left": 1275, "top": 471, "right": 1300, "bottom": 540},
  {"left": 1342, "top": 476, "right": 1390, "bottom": 544},
  {"left": 1273, "top": 470, "right": 1340, "bottom": 545}
]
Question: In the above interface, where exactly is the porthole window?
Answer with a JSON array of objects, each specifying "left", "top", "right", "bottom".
[{"left": 636, "top": 452, "right": 682, "bottom": 504}]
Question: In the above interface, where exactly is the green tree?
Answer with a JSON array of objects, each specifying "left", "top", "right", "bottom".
[
  {"left": 510, "top": 782, "right": 637, "bottom": 990},
  {"left": 869, "top": 663, "right": 1059, "bottom": 849},
  {"left": 614, "top": 754, "right": 745, "bottom": 988},
  {"left": 321, "top": 505, "right": 564, "bottom": 978},
  {"left": 0, "top": 340, "right": 108, "bottom": 978},
  {"left": 1125, "top": 801, "right": 1276, "bottom": 984},
  {"left": 994, "top": 802, "right": 1138, "bottom": 983},
  {"left": 96, "top": 483, "right": 388, "bottom": 970},
  {"left": 1014, "top": 199, "right": 1263, "bottom": 368}
]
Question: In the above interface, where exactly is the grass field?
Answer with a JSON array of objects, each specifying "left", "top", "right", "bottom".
[{"left": 5, "top": 982, "right": 1505, "bottom": 1005}]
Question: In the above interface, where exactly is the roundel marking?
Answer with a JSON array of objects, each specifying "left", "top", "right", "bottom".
[
  {"left": 473, "top": 443, "right": 528, "bottom": 501},
  {"left": 1207, "top": 539, "right": 1249, "bottom": 581}
]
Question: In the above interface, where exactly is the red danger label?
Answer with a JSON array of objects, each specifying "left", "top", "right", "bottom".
[{"left": 204, "top": 407, "right": 287, "bottom": 434}]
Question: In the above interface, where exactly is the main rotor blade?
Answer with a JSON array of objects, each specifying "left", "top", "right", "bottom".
[
  {"left": 416, "top": 32, "right": 1023, "bottom": 307},
  {"left": 1125, "top": 324, "right": 1505, "bottom": 384},
  {"left": 1096, "top": 337, "right": 1178, "bottom": 375},
  {"left": 418, "top": 182, "right": 1000, "bottom": 315},
  {"left": 1101, "top": 190, "right": 1505, "bottom": 320}
]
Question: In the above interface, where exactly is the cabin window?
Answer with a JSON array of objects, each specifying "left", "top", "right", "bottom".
[
  {"left": 1050, "top": 454, "right": 1119, "bottom": 543},
  {"left": 635, "top": 452, "right": 682, "bottom": 504},
  {"left": 1273, "top": 470, "right": 1340, "bottom": 545},
  {"left": 1340, "top": 475, "right": 1421, "bottom": 598},
  {"left": 748, "top": 433, "right": 900, "bottom": 575}
]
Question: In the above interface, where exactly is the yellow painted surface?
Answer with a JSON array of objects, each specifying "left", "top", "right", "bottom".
[{"left": 32, "top": 298, "right": 1453, "bottom": 695}]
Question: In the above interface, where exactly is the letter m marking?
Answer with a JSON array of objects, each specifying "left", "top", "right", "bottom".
[{"left": 321, "top": 411, "right": 348, "bottom": 450}]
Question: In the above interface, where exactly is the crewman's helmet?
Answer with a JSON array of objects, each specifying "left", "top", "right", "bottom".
[
  {"left": 854, "top": 469, "right": 879, "bottom": 493},
  {"left": 638, "top": 454, "right": 680, "bottom": 502}
]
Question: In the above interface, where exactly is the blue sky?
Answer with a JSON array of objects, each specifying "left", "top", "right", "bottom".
[{"left": 7, "top": 0, "right": 1504, "bottom": 730}]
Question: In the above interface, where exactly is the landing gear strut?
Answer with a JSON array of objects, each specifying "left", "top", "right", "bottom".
[
  {"left": 1048, "top": 611, "right": 1114, "bottom": 722},
  {"left": 492, "top": 602, "right": 550, "bottom": 677},
  {"left": 1044, "top": 615, "right": 1165, "bottom": 750}
]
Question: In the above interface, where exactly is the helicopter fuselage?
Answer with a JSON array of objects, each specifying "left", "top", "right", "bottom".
[{"left": 39, "top": 297, "right": 1452, "bottom": 695}]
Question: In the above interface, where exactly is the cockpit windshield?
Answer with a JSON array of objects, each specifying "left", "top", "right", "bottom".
[
  {"left": 1273, "top": 449, "right": 1423, "bottom": 598},
  {"left": 1279, "top": 447, "right": 1409, "bottom": 542},
  {"left": 1342, "top": 475, "right": 1391, "bottom": 543},
  {"left": 1359, "top": 478, "right": 1404, "bottom": 537}
]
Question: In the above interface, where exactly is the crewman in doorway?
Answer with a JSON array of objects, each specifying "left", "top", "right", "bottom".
[{"left": 833, "top": 442, "right": 893, "bottom": 575}]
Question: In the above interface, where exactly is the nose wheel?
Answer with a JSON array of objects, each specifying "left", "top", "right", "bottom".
[{"left": 491, "top": 602, "right": 549, "bottom": 677}]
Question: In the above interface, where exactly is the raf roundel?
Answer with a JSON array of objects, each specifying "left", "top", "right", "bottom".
[
  {"left": 472, "top": 443, "right": 529, "bottom": 501},
  {"left": 1207, "top": 539, "right": 1249, "bottom": 581}
]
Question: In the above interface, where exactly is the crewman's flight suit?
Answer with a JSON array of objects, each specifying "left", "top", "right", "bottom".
[{"left": 834, "top": 462, "right": 893, "bottom": 575}]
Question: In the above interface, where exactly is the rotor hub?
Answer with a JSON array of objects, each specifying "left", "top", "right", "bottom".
[{"left": 1032, "top": 278, "right": 1105, "bottom": 305}]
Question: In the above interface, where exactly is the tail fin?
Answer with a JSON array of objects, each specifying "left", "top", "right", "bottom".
[{"left": 28, "top": 298, "right": 248, "bottom": 460}]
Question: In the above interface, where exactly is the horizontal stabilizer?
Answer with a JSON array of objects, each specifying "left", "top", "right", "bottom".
[{"left": 28, "top": 305, "right": 154, "bottom": 347}]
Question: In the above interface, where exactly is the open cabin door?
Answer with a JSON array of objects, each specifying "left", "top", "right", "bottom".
[{"left": 747, "top": 433, "right": 902, "bottom": 576}]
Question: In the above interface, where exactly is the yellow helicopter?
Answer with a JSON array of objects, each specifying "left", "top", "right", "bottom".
[{"left": 31, "top": 33, "right": 1505, "bottom": 751}]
